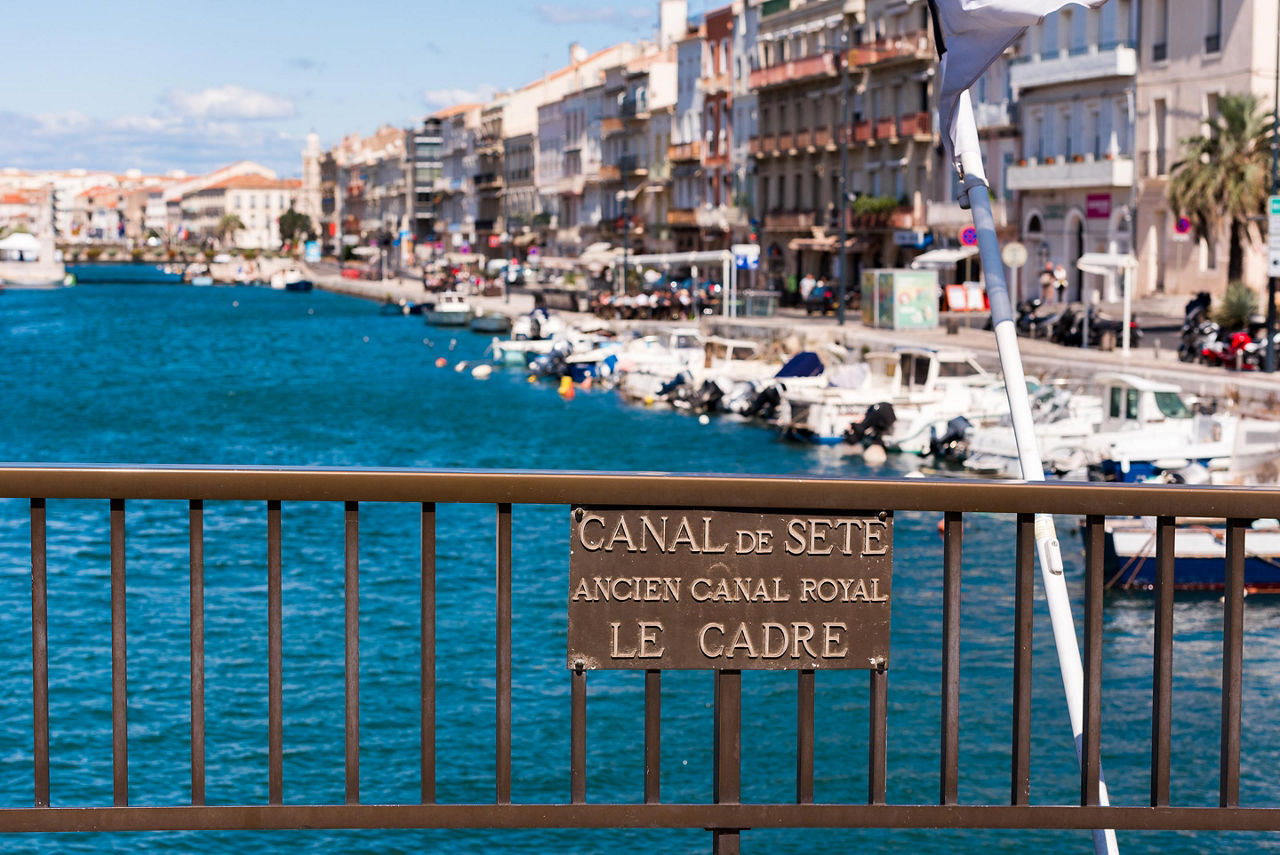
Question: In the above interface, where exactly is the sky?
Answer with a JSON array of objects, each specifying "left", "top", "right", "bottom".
[{"left": 0, "top": 0, "right": 710, "bottom": 178}]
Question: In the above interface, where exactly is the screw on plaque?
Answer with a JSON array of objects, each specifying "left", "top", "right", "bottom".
[
  {"left": 878, "top": 511, "right": 888, "bottom": 522},
  {"left": 574, "top": 507, "right": 584, "bottom": 521},
  {"left": 574, "top": 659, "right": 585, "bottom": 674}
]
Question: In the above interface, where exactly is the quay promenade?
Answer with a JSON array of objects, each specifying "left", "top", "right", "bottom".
[{"left": 303, "top": 265, "right": 1280, "bottom": 413}]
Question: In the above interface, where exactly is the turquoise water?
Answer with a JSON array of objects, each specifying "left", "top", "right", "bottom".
[{"left": 0, "top": 283, "right": 1277, "bottom": 853}]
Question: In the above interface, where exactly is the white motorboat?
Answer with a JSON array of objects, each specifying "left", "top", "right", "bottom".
[{"left": 425, "top": 292, "right": 474, "bottom": 327}]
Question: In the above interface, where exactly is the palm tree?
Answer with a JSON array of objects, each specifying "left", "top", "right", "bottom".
[
  {"left": 217, "top": 213, "right": 246, "bottom": 249},
  {"left": 1167, "top": 93, "right": 1275, "bottom": 283}
]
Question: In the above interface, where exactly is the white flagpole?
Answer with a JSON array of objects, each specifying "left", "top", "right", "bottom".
[{"left": 953, "top": 89, "right": 1119, "bottom": 855}]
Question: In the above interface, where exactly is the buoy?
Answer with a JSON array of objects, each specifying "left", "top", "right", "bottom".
[
  {"left": 454, "top": 362, "right": 467, "bottom": 372},
  {"left": 448, "top": 338, "right": 457, "bottom": 351},
  {"left": 863, "top": 444, "right": 888, "bottom": 466},
  {"left": 471, "top": 364, "right": 493, "bottom": 380},
  {"left": 698, "top": 414, "right": 710, "bottom": 425},
  {"left": 362, "top": 336, "right": 369, "bottom": 343},
  {"left": 435, "top": 357, "right": 447, "bottom": 367},
  {"left": 558, "top": 376, "right": 575, "bottom": 399},
  {"left": 307, "top": 308, "right": 314, "bottom": 315},
  {"left": 423, "top": 338, "right": 431, "bottom": 346},
  {"left": 527, "top": 375, "right": 537, "bottom": 383},
  {"left": 580, "top": 376, "right": 593, "bottom": 390},
  {"left": 643, "top": 395, "right": 655, "bottom": 406},
  {"left": 232, "top": 301, "right": 239, "bottom": 308}
]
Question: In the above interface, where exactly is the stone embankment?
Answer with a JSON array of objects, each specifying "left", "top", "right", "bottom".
[{"left": 304, "top": 267, "right": 1280, "bottom": 415}]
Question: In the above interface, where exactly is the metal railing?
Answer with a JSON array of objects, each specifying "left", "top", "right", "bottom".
[{"left": 0, "top": 464, "right": 1277, "bottom": 846}]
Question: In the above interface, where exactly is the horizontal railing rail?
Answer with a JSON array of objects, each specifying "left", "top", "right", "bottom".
[{"left": 0, "top": 464, "right": 1277, "bottom": 849}]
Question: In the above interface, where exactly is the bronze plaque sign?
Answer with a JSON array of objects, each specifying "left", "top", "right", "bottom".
[{"left": 567, "top": 508, "right": 892, "bottom": 670}]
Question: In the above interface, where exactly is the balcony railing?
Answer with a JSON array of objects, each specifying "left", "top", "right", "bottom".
[
  {"left": 853, "top": 121, "right": 873, "bottom": 143},
  {"left": 601, "top": 117, "right": 624, "bottom": 136},
  {"left": 667, "top": 208, "right": 698, "bottom": 226},
  {"left": 777, "top": 131, "right": 795, "bottom": 151},
  {"left": 812, "top": 127, "right": 833, "bottom": 148},
  {"left": 748, "top": 52, "right": 836, "bottom": 90},
  {"left": 1009, "top": 41, "right": 1137, "bottom": 91},
  {"left": 668, "top": 141, "right": 702, "bottom": 162},
  {"left": 898, "top": 112, "right": 932, "bottom": 137},
  {"left": 598, "top": 164, "right": 621, "bottom": 182},
  {"left": 849, "top": 31, "right": 933, "bottom": 67},
  {"left": 764, "top": 210, "right": 816, "bottom": 230},
  {"left": 618, "top": 154, "right": 646, "bottom": 175},
  {"left": 1006, "top": 155, "right": 1135, "bottom": 191},
  {"left": 874, "top": 117, "right": 898, "bottom": 140}
]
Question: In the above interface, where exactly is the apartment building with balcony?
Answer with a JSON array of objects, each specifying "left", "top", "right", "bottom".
[
  {"left": 408, "top": 117, "right": 443, "bottom": 255},
  {"left": 331, "top": 124, "right": 409, "bottom": 243},
  {"left": 697, "top": 3, "right": 739, "bottom": 250},
  {"left": 729, "top": 0, "right": 759, "bottom": 244},
  {"left": 669, "top": 20, "right": 706, "bottom": 251},
  {"left": 1005, "top": 0, "right": 1138, "bottom": 302},
  {"left": 1133, "top": 0, "right": 1277, "bottom": 296},
  {"left": 475, "top": 101, "right": 507, "bottom": 254},
  {"left": 751, "top": 0, "right": 849, "bottom": 291},
  {"left": 437, "top": 104, "right": 482, "bottom": 260}
]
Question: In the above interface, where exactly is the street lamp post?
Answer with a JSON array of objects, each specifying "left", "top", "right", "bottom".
[
  {"left": 616, "top": 189, "right": 630, "bottom": 296},
  {"left": 836, "top": 26, "right": 850, "bottom": 326}
]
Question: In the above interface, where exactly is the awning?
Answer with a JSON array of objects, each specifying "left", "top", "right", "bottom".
[
  {"left": 788, "top": 236, "right": 868, "bottom": 252},
  {"left": 0, "top": 232, "right": 40, "bottom": 252},
  {"left": 910, "top": 246, "right": 979, "bottom": 269},
  {"left": 1076, "top": 252, "right": 1138, "bottom": 275}
]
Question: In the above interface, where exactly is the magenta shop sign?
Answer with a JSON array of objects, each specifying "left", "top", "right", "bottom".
[{"left": 1086, "top": 193, "right": 1111, "bottom": 219}]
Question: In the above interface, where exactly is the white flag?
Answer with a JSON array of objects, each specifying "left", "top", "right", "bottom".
[{"left": 932, "top": 0, "right": 1108, "bottom": 163}]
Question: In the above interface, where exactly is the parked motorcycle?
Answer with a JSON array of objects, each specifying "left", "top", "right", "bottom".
[
  {"left": 1178, "top": 292, "right": 1214, "bottom": 362},
  {"left": 1049, "top": 305, "right": 1142, "bottom": 349}
]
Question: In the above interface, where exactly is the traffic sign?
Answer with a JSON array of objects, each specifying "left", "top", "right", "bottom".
[
  {"left": 1001, "top": 241, "right": 1027, "bottom": 268},
  {"left": 1269, "top": 196, "right": 1280, "bottom": 277},
  {"left": 959, "top": 226, "right": 978, "bottom": 247}
]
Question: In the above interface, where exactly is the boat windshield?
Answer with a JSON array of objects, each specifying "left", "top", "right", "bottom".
[{"left": 1154, "top": 391, "right": 1191, "bottom": 419}]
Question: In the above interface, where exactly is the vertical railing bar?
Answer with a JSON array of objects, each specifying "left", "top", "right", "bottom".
[
  {"left": 1220, "top": 517, "right": 1246, "bottom": 808},
  {"left": 1011, "top": 512, "right": 1034, "bottom": 807},
  {"left": 869, "top": 664, "right": 887, "bottom": 805},
  {"left": 344, "top": 501, "right": 360, "bottom": 805},
  {"left": 267, "top": 500, "right": 283, "bottom": 805},
  {"left": 496, "top": 503, "right": 512, "bottom": 805},
  {"left": 110, "top": 498, "right": 128, "bottom": 807},
  {"left": 189, "top": 499, "right": 206, "bottom": 807},
  {"left": 421, "top": 502, "right": 437, "bottom": 804},
  {"left": 713, "top": 669, "right": 741, "bottom": 855},
  {"left": 644, "top": 669, "right": 661, "bottom": 804},
  {"left": 30, "top": 498, "right": 49, "bottom": 808},
  {"left": 570, "top": 667, "right": 586, "bottom": 804},
  {"left": 796, "top": 669, "right": 814, "bottom": 804},
  {"left": 1151, "top": 515, "right": 1174, "bottom": 807},
  {"left": 1082, "top": 514, "right": 1104, "bottom": 806},
  {"left": 940, "top": 510, "right": 962, "bottom": 806}
]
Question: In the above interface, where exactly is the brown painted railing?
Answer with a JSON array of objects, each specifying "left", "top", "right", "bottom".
[{"left": 1, "top": 464, "right": 1278, "bottom": 848}]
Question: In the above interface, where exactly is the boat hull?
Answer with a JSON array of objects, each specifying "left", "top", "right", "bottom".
[
  {"left": 426, "top": 310, "right": 472, "bottom": 327},
  {"left": 1104, "top": 522, "right": 1280, "bottom": 591}
]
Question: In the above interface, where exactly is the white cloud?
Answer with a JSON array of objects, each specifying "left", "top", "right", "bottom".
[
  {"left": 164, "top": 85, "right": 295, "bottom": 121},
  {"left": 34, "top": 110, "right": 93, "bottom": 134},
  {"left": 422, "top": 84, "right": 499, "bottom": 109}
]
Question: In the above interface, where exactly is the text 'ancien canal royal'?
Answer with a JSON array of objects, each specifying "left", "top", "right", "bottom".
[{"left": 567, "top": 509, "right": 893, "bottom": 671}]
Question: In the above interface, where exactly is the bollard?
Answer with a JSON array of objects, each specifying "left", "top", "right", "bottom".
[{"left": 946, "top": 317, "right": 959, "bottom": 335}]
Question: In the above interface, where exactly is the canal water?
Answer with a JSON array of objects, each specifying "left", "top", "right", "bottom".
[{"left": 0, "top": 283, "right": 1276, "bottom": 853}]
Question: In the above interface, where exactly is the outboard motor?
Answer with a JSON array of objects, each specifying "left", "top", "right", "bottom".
[
  {"left": 743, "top": 384, "right": 782, "bottom": 421},
  {"left": 690, "top": 379, "right": 725, "bottom": 414},
  {"left": 657, "top": 371, "right": 692, "bottom": 400},
  {"left": 844, "top": 402, "right": 897, "bottom": 446},
  {"left": 927, "top": 416, "right": 972, "bottom": 464}
]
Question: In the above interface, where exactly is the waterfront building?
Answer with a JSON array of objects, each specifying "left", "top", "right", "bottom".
[
  {"left": 186, "top": 174, "right": 300, "bottom": 249},
  {"left": 567, "top": 80, "right": 609, "bottom": 253},
  {"left": 319, "top": 150, "right": 338, "bottom": 256},
  {"left": 697, "top": 3, "right": 739, "bottom": 251},
  {"left": 299, "top": 133, "right": 324, "bottom": 230},
  {"left": 408, "top": 116, "right": 444, "bottom": 264},
  {"left": 165, "top": 161, "right": 276, "bottom": 245},
  {"left": 730, "top": 0, "right": 759, "bottom": 246},
  {"left": 0, "top": 187, "right": 49, "bottom": 237},
  {"left": 330, "top": 124, "right": 409, "bottom": 250},
  {"left": 669, "top": 19, "right": 707, "bottom": 252},
  {"left": 436, "top": 103, "right": 482, "bottom": 264},
  {"left": 1005, "top": 0, "right": 1139, "bottom": 303},
  {"left": 752, "top": 0, "right": 852, "bottom": 292},
  {"left": 1133, "top": 0, "right": 1279, "bottom": 297}
]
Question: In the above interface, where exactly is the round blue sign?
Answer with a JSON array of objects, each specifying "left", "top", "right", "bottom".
[
  {"left": 1175, "top": 217, "right": 1191, "bottom": 234},
  {"left": 960, "top": 226, "right": 978, "bottom": 247}
]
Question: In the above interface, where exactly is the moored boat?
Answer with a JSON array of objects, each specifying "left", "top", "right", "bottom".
[
  {"left": 470, "top": 311, "right": 512, "bottom": 333},
  {"left": 1100, "top": 516, "right": 1280, "bottom": 592},
  {"left": 425, "top": 292, "right": 473, "bottom": 326}
]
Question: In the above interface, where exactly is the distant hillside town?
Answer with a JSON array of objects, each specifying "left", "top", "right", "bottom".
[{"left": 1, "top": 0, "right": 1276, "bottom": 301}]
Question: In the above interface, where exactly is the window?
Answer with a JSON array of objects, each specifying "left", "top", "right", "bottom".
[
  {"left": 1153, "top": 98, "right": 1167, "bottom": 175},
  {"left": 1152, "top": 0, "right": 1168, "bottom": 60},
  {"left": 1205, "top": 0, "right": 1222, "bottom": 52}
]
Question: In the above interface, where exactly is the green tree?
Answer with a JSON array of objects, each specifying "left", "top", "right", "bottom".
[
  {"left": 217, "top": 213, "right": 246, "bottom": 248},
  {"left": 277, "top": 208, "right": 313, "bottom": 247},
  {"left": 1167, "top": 93, "right": 1275, "bottom": 283}
]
